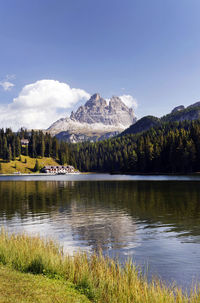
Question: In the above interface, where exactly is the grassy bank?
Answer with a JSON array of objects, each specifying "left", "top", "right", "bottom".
[
  {"left": 0, "top": 229, "right": 199, "bottom": 303},
  {"left": 0, "top": 156, "right": 59, "bottom": 174},
  {"left": 0, "top": 266, "right": 90, "bottom": 303}
]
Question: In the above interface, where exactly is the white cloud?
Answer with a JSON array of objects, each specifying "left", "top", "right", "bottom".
[
  {"left": 0, "top": 79, "right": 90, "bottom": 130},
  {"left": 0, "top": 81, "right": 15, "bottom": 91},
  {"left": 119, "top": 94, "right": 138, "bottom": 109},
  {"left": 0, "top": 80, "right": 138, "bottom": 131}
]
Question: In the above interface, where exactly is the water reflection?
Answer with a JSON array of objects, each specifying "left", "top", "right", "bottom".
[
  {"left": 1, "top": 180, "right": 200, "bottom": 288},
  {"left": 1, "top": 181, "right": 200, "bottom": 240}
]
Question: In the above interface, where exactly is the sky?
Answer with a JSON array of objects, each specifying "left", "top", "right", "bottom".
[{"left": 1, "top": 0, "right": 200, "bottom": 129}]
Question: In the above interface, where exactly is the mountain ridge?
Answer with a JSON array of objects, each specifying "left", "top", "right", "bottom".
[{"left": 121, "top": 101, "right": 200, "bottom": 136}]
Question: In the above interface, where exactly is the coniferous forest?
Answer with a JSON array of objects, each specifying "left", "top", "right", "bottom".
[
  {"left": 68, "top": 120, "right": 200, "bottom": 173},
  {"left": 1, "top": 120, "right": 200, "bottom": 173}
]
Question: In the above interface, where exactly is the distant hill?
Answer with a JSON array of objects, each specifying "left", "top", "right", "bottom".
[
  {"left": 121, "top": 116, "right": 161, "bottom": 136},
  {"left": 122, "top": 102, "right": 200, "bottom": 136},
  {"left": 161, "top": 103, "right": 200, "bottom": 123}
]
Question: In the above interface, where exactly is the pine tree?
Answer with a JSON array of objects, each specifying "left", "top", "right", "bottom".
[
  {"left": 25, "top": 145, "right": 28, "bottom": 156},
  {"left": 40, "top": 134, "right": 45, "bottom": 158},
  {"left": 2, "top": 137, "right": 7, "bottom": 161},
  {"left": 15, "top": 137, "right": 21, "bottom": 157},
  {"left": 12, "top": 147, "right": 16, "bottom": 161},
  {"left": 52, "top": 138, "right": 59, "bottom": 159},
  {"left": 7, "top": 145, "right": 12, "bottom": 162},
  {"left": 34, "top": 159, "right": 40, "bottom": 172},
  {"left": 29, "top": 130, "right": 36, "bottom": 158},
  {"left": 45, "top": 136, "right": 52, "bottom": 157}
]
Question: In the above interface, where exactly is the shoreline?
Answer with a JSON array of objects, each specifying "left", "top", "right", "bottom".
[
  {"left": 0, "top": 172, "right": 83, "bottom": 176},
  {"left": 0, "top": 230, "right": 199, "bottom": 303},
  {"left": 0, "top": 171, "right": 200, "bottom": 177}
]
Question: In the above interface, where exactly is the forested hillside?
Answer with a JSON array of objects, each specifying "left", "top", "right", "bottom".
[{"left": 67, "top": 120, "right": 200, "bottom": 173}]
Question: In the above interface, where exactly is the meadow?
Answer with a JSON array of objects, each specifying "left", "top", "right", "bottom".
[{"left": 0, "top": 156, "right": 58, "bottom": 174}]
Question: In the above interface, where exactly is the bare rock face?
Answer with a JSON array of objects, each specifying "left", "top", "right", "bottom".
[
  {"left": 171, "top": 105, "right": 185, "bottom": 114},
  {"left": 70, "top": 93, "right": 108, "bottom": 124},
  {"left": 69, "top": 94, "right": 136, "bottom": 126},
  {"left": 47, "top": 93, "right": 137, "bottom": 142},
  {"left": 56, "top": 130, "right": 120, "bottom": 143}
]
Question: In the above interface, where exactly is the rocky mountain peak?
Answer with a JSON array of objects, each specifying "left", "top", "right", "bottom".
[
  {"left": 68, "top": 93, "right": 136, "bottom": 126},
  {"left": 47, "top": 93, "right": 137, "bottom": 142},
  {"left": 85, "top": 93, "right": 107, "bottom": 108},
  {"left": 109, "top": 96, "right": 134, "bottom": 113},
  {"left": 110, "top": 96, "right": 124, "bottom": 108},
  {"left": 91, "top": 93, "right": 101, "bottom": 101},
  {"left": 110, "top": 96, "right": 124, "bottom": 104}
]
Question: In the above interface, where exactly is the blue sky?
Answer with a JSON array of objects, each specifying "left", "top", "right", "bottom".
[{"left": 1, "top": 0, "right": 200, "bottom": 129}]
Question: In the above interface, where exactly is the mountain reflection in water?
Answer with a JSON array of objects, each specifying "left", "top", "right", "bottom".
[{"left": 1, "top": 180, "right": 200, "bottom": 288}]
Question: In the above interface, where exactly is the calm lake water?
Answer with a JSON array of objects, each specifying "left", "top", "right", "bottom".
[{"left": 1, "top": 174, "right": 200, "bottom": 289}]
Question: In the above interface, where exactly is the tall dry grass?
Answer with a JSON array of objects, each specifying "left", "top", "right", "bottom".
[{"left": 0, "top": 228, "right": 199, "bottom": 303}]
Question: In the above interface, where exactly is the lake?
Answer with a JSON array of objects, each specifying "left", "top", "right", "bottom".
[{"left": 0, "top": 173, "right": 200, "bottom": 289}]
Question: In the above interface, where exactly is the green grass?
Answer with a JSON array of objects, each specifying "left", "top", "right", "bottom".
[
  {"left": 0, "top": 156, "right": 59, "bottom": 174},
  {"left": 0, "top": 228, "right": 199, "bottom": 303},
  {"left": 0, "top": 265, "right": 90, "bottom": 303}
]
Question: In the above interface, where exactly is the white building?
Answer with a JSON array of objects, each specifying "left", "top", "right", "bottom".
[{"left": 42, "top": 165, "right": 76, "bottom": 174}]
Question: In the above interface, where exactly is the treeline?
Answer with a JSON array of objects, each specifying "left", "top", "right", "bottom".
[
  {"left": 67, "top": 120, "right": 200, "bottom": 173},
  {"left": 1, "top": 120, "right": 200, "bottom": 173},
  {"left": 0, "top": 128, "right": 69, "bottom": 165},
  {"left": 0, "top": 128, "right": 22, "bottom": 162}
]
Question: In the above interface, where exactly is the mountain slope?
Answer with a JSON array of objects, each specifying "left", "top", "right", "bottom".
[
  {"left": 121, "top": 116, "right": 161, "bottom": 136},
  {"left": 122, "top": 102, "right": 200, "bottom": 136}
]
